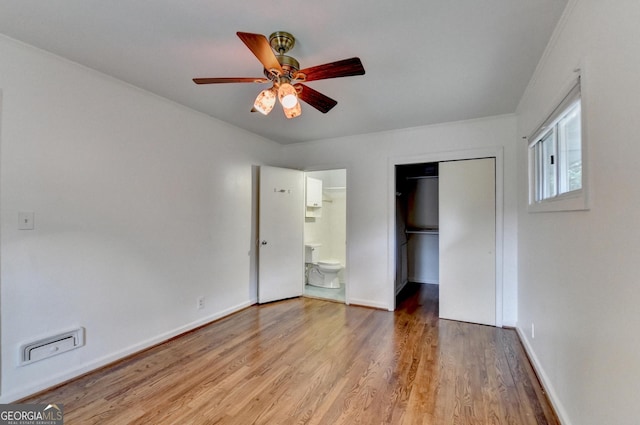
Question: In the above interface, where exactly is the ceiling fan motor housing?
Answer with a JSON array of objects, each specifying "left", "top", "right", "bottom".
[
  {"left": 265, "top": 32, "right": 299, "bottom": 82},
  {"left": 264, "top": 54, "right": 300, "bottom": 82}
]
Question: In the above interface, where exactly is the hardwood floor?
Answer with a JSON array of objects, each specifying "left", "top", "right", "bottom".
[{"left": 24, "top": 283, "right": 559, "bottom": 424}]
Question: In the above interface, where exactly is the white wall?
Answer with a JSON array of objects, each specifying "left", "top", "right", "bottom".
[
  {"left": 516, "top": 1, "right": 640, "bottom": 424},
  {"left": 407, "top": 178, "right": 439, "bottom": 229},
  {"left": 407, "top": 233, "right": 439, "bottom": 284},
  {"left": 283, "top": 114, "right": 518, "bottom": 317},
  {"left": 407, "top": 178, "right": 439, "bottom": 284},
  {"left": 0, "top": 35, "right": 282, "bottom": 401}
]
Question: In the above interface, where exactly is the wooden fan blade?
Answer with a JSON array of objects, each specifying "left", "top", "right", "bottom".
[
  {"left": 295, "top": 84, "right": 338, "bottom": 113},
  {"left": 193, "top": 77, "right": 269, "bottom": 84},
  {"left": 296, "top": 57, "right": 365, "bottom": 82},
  {"left": 236, "top": 32, "right": 284, "bottom": 74}
]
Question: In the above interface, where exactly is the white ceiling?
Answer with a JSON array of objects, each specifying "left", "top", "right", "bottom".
[{"left": 0, "top": 0, "right": 567, "bottom": 144}]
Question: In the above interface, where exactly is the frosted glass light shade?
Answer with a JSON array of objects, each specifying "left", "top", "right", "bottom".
[
  {"left": 282, "top": 101, "right": 302, "bottom": 119},
  {"left": 278, "top": 83, "right": 298, "bottom": 109},
  {"left": 254, "top": 88, "right": 276, "bottom": 115}
]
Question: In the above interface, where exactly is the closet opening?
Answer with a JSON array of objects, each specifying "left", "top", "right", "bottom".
[{"left": 395, "top": 162, "right": 440, "bottom": 305}]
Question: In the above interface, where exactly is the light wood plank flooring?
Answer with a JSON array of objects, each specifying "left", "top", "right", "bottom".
[{"left": 24, "top": 283, "right": 559, "bottom": 424}]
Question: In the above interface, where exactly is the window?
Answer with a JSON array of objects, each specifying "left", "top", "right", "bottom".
[{"left": 528, "top": 79, "right": 586, "bottom": 211}]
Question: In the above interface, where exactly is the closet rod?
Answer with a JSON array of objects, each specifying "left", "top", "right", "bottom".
[{"left": 406, "top": 176, "right": 438, "bottom": 180}]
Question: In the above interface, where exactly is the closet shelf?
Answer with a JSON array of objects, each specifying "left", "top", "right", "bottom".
[{"left": 405, "top": 227, "right": 439, "bottom": 235}]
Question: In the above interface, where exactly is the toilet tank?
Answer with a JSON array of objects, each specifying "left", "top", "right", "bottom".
[{"left": 305, "top": 243, "right": 321, "bottom": 263}]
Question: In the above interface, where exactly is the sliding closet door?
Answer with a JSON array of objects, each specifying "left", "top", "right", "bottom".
[{"left": 439, "top": 158, "right": 496, "bottom": 326}]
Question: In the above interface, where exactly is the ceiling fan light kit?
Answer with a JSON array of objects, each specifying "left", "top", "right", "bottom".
[
  {"left": 282, "top": 100, "right": 302, "bottom": 119},
  {"left": 253, "top": 87, "right": 277, "bottom": 115},
  {"left": 278, "top": 83, "right": 298, "bottom": 108},
  {"left": 193, "top": 31, "right": 365, "bottom": 119}
]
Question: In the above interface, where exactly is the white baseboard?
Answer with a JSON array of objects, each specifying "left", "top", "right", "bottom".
[
  {"left": 0, "top": 300, "right": 255, "bottom": 403},
  {"left": 347, "top": 297, "right": 392, "bottom": 311},
  {"left": 515, "top": 326, "right": 571, "bottom": 425},
  {"left": 408, "top": 277, "right": 439, "bottom": 285}
]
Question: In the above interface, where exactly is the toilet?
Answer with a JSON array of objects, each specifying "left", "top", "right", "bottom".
[{"left": 305, "top": 243, "right": 343, "bottom": 289}]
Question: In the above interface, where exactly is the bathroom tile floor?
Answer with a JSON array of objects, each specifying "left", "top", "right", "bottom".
[{"left": 304, "top": 283, "right": 345, "bottom": 303}]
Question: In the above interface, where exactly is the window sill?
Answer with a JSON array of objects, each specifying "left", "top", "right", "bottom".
[{"left": 528, "top": 190, "right": 589, "bottom": 213}]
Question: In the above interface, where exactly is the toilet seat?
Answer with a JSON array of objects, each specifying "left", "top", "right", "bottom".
[
  {"left": 318, "top": 259, "right": 340, "bottom": 264},
  {"left": 308, "top": 260, "right": 343, "bottom": 288},
  {"left": 317, "top": 261, "right": 342, "bottom": 272}
]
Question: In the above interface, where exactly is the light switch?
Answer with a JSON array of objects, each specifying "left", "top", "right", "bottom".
[{"left": 18, "top": 212, "right": 35, "bottom": 230}]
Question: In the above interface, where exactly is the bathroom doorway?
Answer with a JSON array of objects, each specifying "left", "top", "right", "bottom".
[{"left": 303, "top": 169, "right": 347, "bottom": 303}]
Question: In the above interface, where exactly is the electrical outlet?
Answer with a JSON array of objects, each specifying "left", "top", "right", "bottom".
[
  {"left": 531, "top": 322, "right": 535, "bottom": 339},
  {"left": 197, "top": 296, "right": 205, "bottom": 310}
]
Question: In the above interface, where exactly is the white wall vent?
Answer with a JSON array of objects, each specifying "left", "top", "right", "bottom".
[{"left": 20, "top": 328, "right": 85, "bottom": 366}]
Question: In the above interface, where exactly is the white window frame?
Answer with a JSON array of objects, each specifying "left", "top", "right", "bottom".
[{"left": 527, "top": 72, "right": 589, "bottom": 213}]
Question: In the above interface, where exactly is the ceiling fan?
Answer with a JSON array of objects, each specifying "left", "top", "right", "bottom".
[{"left": 193, "top": 31, "right": 365, "bottom": 119}]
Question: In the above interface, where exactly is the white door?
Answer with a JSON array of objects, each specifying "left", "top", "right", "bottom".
[
  {"left": 258, "top": 166, "right": 304, "bottom": 303},
  {"left": 439, "top": 158, "right": 496, "bottom": 326}
]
